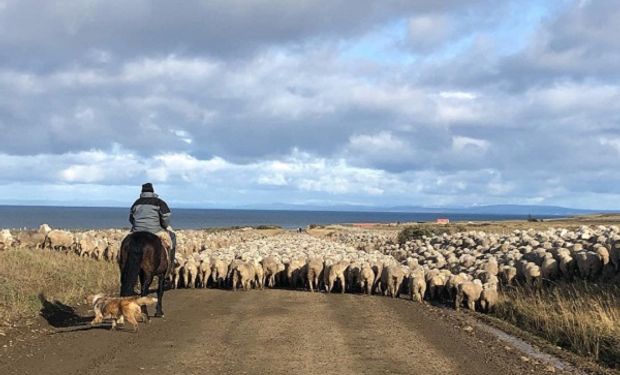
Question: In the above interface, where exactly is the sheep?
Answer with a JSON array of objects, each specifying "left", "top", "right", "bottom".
[
  {"left": 479, "top": 283, "right": 498, "bottom": 313},
  {"left": 445, "top": 273, "right": 469, "bottom": 300},
  {"left": 346, "top": 262, "right": 362, "bottom": 293},
  {"left": 455, "top": 279, "right": 483, "bottom": 311},
  {"left": 44, "top": 230, "right": 75, "bottom": 252},
  {"left": 482, "top": 257, "right": 499, "bottom": 276},
  {"left": 325, "top": 260, "right": 349, "bottom": 293},
  {"left": 76, "top": 232, "right": 107, "bottom": 260},
  {"left": 575, "top": 251, "right": 602, "bottom": 280},
  {"left": 371, "top": 261, "right": 384, "bottom": 294},
  {"left": 182, "top": 256, "right": 199, "bottom": 288},
  {"left": 306, "top": 258, "right": 324, "bottom": 292},
  {"left": 252, "top": 260, "right": 265, "bottom": 289},
  {"left": 286, "top": 258, "right": 306, "bottom": 289},
  {"left": 210, "top": 258, "right": 228, "bottom": 288},
  {"left": 359, "top": 262, "right": 375, "bottom": 295},
  {"left": 595, "top": 246, "right": 610, "bottom": 267},
  {"left": 523, "top": 262, "right": 542, "bottom": 287},
  {"left": 499, "top": 265, "right": 517, "bottom": 287},
  {"left": 0, "top": 229, "right": 13, "bottom": 250},
  {"left": 262, "top": 256, "right": 284, "bottom": 288},
  {"left": 170, "top": 254, "right": 184, "bottom": 289},
  {"left": 427, "top": 274, "right": 447, "bottom": 301},
  {"left": 409, "top": 274, "right": 426, "bottom": 302},
  {"left": 198, "top": 256, "right": 211, "bottom": 288},
  {"left": 541, "top": 253, "right": 559, "bottom": 281},
  {"left": 610, "top": 241, "right": 620, "bottom": 273},
  {"left": 382, "top": 265, "right": 406, "bottom": 298},
  {"left": 232, "top": 262, "right": 256, "bottom": 291},
  {"left": 557, "top": 253, "right": 576, "bottom": 281},
  {"left": 15, "top": 230, "right": 47, "bottom": 249}
]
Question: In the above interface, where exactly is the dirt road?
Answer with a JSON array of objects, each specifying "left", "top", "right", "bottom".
[{"left": 0, "top": 289, "right": 566, "bottom": 375}]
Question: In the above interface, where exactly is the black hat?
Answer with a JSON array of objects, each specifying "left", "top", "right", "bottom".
[{"left": 141, "top": 183, "right": 154, "bottom": 193}]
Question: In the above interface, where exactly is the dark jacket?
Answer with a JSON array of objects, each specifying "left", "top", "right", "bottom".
[{"left": 129, "top": 192, "right": 171, "bottom": 234}]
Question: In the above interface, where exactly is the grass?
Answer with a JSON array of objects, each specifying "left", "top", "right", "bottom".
[
  {"left": 495, "top": 281, "right": 620, "bottom": 369},
  {"left": 0, "top": 248, "right": 119, "bottom": 323}
]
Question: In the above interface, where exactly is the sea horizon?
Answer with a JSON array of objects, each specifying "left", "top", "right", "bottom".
[{"left": 0, "top": 205, "right": 570, "bottom": 230}]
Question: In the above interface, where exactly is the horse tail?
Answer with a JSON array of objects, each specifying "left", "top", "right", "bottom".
[{"left": 120, "top": 235, "right": 143, "bottom": 297}]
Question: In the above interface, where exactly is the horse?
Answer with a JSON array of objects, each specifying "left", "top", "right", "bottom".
[{"left": 118, "top": 231, "right": 168, "bottom": 318}]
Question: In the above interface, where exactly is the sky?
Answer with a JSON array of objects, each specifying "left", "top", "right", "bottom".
[{"left": 0, "top": 0, "right": 619, "bottom": 209}]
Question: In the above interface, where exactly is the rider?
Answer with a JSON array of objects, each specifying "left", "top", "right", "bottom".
[{"left": 129, "top": 183, "right": 177, "bottom": 277}]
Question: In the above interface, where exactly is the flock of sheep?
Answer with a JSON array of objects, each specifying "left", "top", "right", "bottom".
[
  {"left": 0, "top": 225, "right": 278, "bottom": 262},
  {"left": 170, "top": 233, "right": 399, "bottom": 295},
  {"left": 322, "top": 225, "right": 620, "bottom": 310},
  {"left": 2, "top": 223, "right": 619, "bottom": 313}
]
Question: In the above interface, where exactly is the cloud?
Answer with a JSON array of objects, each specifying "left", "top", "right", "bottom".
[
  {"left": 407, "top": 14, "right": 455, "bottom": 52},
  {"left": 0, "top": 0, "right": 490, "bottom": 69},
  {"left": 0, "top": 1, "right": 619, "bottom": 209}
]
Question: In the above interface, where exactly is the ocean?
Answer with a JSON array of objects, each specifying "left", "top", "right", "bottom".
[{"left": 0, "top": 205, "right": 560, "bottom": 230}]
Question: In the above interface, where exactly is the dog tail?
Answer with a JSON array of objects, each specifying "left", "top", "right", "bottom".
[
  {"left": 135, "top": 296, "right": 158, "bottom": 306},
  {"left": 120, "top": 234, "right": 144, "bottom": 297}
]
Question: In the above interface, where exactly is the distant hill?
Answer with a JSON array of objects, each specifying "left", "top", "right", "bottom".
[
  {"left": 389, "top": 204, "right": 611, "bottom": 216},
  {"left": 239, "top": 203, "right": 615, "bottom": 216}
]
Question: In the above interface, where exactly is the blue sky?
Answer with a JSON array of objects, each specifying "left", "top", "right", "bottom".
[{"left": 0, "top": 0, "right": 619, "bottom": 209}]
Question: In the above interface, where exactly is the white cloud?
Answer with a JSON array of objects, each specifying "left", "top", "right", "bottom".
[
  {"left": 439, "top": 91, "right": 477, "bottom": 100},
  {"left": 407, "top": 14, "right": 454, "bottom": 51},
  {"left": 452, "top": 136, "right": 489, "bottom": 152}
]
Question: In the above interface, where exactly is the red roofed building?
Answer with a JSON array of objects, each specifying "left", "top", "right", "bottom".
[{"left": 436, "top": 218, "right": 450, "bottom": 224}]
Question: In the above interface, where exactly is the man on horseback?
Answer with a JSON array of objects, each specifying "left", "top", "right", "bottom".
[{"left": 129, "top": 183, "right": 177, "bottom": 279}]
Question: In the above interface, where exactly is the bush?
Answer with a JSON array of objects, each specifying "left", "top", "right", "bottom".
[
  {"left": 254, "top": 225, "right": 282, "bottom": 230},
  {"left": 397, "top": 226, "right": 435, "bottom": 244}
]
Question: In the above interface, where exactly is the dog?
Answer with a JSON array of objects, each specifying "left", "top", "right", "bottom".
[{"left": 87, "top": 293, "right": 158, "bottom": 331}]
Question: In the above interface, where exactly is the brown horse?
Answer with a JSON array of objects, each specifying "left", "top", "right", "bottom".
[{"left": 119, "top": 231, "right": 168, "bottom": 318}]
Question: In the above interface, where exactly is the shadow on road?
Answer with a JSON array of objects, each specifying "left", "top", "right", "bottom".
[{"left": 38, "top": 293, "right": 96, "bottom": 330}]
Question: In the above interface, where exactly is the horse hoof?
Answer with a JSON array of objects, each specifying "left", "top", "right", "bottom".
[{"left": 154, "top": 312, "right": 165, "bottom": 318}]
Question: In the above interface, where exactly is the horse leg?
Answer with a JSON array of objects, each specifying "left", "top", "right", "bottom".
[
  {"left": 154, "top": 275, "right": 165, "bottom": 318},
  {"left": 141, "top": 272, "right": 153, "bottom": 322},
  {"left": 139, "top": 271, "right": 146, "bottom": 296}
]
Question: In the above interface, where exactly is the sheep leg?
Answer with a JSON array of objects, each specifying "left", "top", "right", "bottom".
[
  {"left": 210, "top": 270, "right": 217, "bottom": 288},
  {"left": 340, "top": 277, "right": 346, "bottom": 294},
  {"left": 455, "top": 292, "right": 462, "bottom": 311},
  {"left": 467, "top": 300, "right": 476, "bottom": 311}
]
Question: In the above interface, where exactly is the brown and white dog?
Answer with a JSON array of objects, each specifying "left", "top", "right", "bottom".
[{"left": 87, "top": 293, "right": 157, "bottom": 331}]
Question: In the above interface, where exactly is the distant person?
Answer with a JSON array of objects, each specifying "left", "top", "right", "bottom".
[{"left": 129, "top": 183, "right": 177, "bottom": 276}]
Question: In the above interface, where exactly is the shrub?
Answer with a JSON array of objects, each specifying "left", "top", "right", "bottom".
[
  {"left": 254, "top": 225, "right": 282, "bottom": 230},
  {"left": 397, "top": 226, "right": 435, "bottom": 244}
]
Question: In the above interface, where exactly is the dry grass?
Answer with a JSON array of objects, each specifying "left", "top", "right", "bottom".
[
  {"left": 0, "top": 248, "right": 119, "bottom": 323},
  {"left": 496, "top": 281, "right": 620, "bottom": 368}
]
